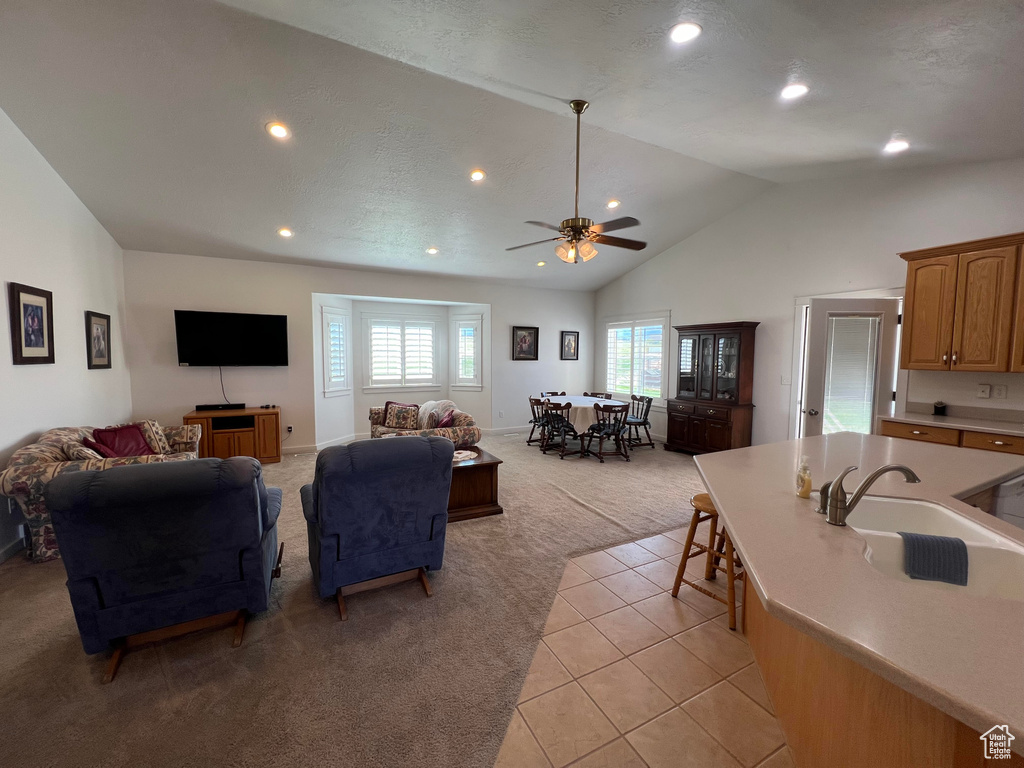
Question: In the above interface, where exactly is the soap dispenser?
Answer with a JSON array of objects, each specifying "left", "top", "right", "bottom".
[{"left": 796, "top": 456, "right": 812, "bottom": 499}]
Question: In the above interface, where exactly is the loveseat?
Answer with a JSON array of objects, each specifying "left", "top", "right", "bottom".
[
  {"left": 0, "top": 422, "right": 201, "bottom": 562},
  {"left": 368, "top": 399, "right": 481, "bottom": 448}
]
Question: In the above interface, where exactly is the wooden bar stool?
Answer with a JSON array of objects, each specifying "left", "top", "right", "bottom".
[{"left": 671, "top": 492, "right": 744, "bottom": 630}]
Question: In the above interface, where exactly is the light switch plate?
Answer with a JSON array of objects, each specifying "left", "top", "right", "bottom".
[
  {"left": 993, "top": 385, "right": 1008, "bottom": 399},
  {"left": 977, "top": 383, "right": 992, "bottom": 399}
]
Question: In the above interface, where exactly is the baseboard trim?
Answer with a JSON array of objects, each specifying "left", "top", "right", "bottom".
[
  {"left": 482, "top": 425, "right": 532, "bottom": 435},
  {"left": 282, "top": 443, "right": 318, "bottom": 455}
]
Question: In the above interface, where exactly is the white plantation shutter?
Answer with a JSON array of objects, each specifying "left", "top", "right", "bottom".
[
  {"left": 370, "top": 321, "right": 403, "bottom": 384},
  {"left": 606, "top": 318, "right": 667, "bottom": 399},
  {"left": 322, "top": 308, "right": 349, "bottom": 393},
  {"left": 404, "top": 322, "right": 435, "bottom": 382},
  {"left": 368, "top": 318, "right": 437, "bottom": 387},
  {"left": 452, "top": 316, "right": 481, "bottom": 387}
]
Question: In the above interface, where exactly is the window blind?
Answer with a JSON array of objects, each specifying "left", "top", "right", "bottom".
[
  {"left": 368, "top": 318, "right": 436, "bottom": 386},
  {"left": 606, "top": 319, "right": 666, "bottom": 399}
]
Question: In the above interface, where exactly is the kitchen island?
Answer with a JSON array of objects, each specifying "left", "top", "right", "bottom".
[{"left": 695, "top": 432, "right": 1024, "bottom": 766}]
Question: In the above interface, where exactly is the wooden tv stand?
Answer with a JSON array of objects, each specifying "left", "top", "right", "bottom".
[{"left": 183, "top": 407, "right": 281, "bottom": 464}]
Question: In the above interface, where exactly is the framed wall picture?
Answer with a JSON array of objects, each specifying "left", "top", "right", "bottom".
[
  {"left": 8, "top": 282, "right": 55, "bottom": 365},
  {"left": 560, "top": 331, "right": 579, "bottom": 361},
  {"left": 85, "top": 311, "right": 111, "bottom": 369},
  {"left": 511, "top": 325, "right": 539, "bottom": 361}
]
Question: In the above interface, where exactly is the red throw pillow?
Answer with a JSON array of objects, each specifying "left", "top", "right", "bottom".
[
  {"left": 436, "top": 410, "right": 456, "bottom": 428},
  {"left": 91, "top": 424, "right": 157, "bottom": 458},
  {"left": 82, "top": 437, "right": 118, "bottom": 459}
]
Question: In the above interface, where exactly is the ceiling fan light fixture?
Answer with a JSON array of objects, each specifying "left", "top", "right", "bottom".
[
  {"left": 670, "top": 22, "right": 702, "bottom": 43},
  {"left": 555, "top": 242, "right": 576, "bottom": 264},
  {"left": 578, "top": 241, "right": 598, "bottom": 262}
]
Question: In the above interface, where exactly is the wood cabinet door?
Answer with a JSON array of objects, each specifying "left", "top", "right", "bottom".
[
  {"left": 688, "top": 416, "right": 707, "bottom": 451},
  {"left": 185, "top": 417, "right": 210, "bottom": 458},
  {"left": 1012, "top": 247, "right": 1024, "bottom": 372},
  {"left": 667, "top": 413, "right": 688, "bottom": 446},
  {"left": 900, "top": 254, "right": 957, "bottom": 370},
  {"left": 211, "top": 431, "right": 236, "bottom": 459},
  {"left": 256, "top": 414, "right": 279, "bottom": 459},
  {"left": 235, "top": 430, "right": 256, "bottom": 458},
  {"left": 706, "top": 420, "right": 731, "bottom": 452},
  {"left": 951, "top": 246, "right": 1017, "bottom": 371}
]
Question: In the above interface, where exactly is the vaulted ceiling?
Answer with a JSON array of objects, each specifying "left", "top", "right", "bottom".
[{"left": 1, "top": 0, "right": 1022, "bottom": 290}]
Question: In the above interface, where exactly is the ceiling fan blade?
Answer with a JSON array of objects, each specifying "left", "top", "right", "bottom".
[
  {"left": 589, "top": 216, "right": 640, "bottom": 234},
  {"left": 506, "top": 236, "right": 564, "bottom": 251},
  {"left": 592, "top": 234, "right": 647, "bottom": 251},
  {"left": 525, "top": 220, "right": 564, "bottom": 232}
]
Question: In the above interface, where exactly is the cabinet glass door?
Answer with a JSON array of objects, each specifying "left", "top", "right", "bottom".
[
  {"left": 697, "top": 335, "right": 715, "bottom": 400},
  {"left": 715, "top": 334, "right": 741, "bottom": 402},
  {"left": 678, "top": 335, "right": 698, "bottom": 398}
]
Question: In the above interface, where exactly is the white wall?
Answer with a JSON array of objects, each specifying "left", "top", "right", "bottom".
[
  {"left": 595, "top": 157, "right": 1024, "bottom": 445},
  {"left": 0, "top": 107, "right": 132, "bottom": 466},
  {"left": 123, "top": 251, "right": 594, "bottom": 451}
]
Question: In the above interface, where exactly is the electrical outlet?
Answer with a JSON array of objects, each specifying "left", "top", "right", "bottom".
[
  {"left": 977, "top": 384, "right": 992, "bottom": 399},
  {"left": 287, "top": 425, "right": 293, "bottom": 433},
  {"left": 993, "top": 385, "right": 1008, "bottom": 399},
  {"left": 498, "top": 410, "right": 504, "bottom": 419}
]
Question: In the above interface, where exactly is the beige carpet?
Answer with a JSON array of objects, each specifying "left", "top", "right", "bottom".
[{"left": 0, "top": 435, "right": 706, "bottom": 768}]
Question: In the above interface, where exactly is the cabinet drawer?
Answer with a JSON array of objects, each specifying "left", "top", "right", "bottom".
[
  {"left": 879, "top": 420, "right": 960, "bottom": 446},
  {"left": 696, "top": 404, "right": 730, "bottom": 421},
  {"left": 961, "top": 430, "right": 1024, "bottom": 455},
  {"left": 668, "top": 401, "right": 695, "bottom": 415}
]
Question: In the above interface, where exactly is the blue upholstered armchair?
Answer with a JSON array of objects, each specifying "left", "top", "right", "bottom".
[
  {"left": 301, "top": 436, "right": 453, "bottom": 620},
  {"left": 46, "top": 457, "right": 283, "bottom": 681}
]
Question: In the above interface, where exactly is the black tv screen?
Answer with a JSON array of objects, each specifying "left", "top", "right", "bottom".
[{"left": 174, "top": 310, "right": 288, "bottom": 367}]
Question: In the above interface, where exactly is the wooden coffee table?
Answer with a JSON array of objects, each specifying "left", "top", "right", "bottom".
[{"left": 448, "top": 447, "right": 503, "bottom": 522}]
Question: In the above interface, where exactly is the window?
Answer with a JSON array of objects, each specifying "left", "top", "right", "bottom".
[
  {"left": 451, "top": 314, "right": 482, "bottom": 389},
  {"left": 606, "top": 318, "right": 667, "bottom": 399},
  {"left": 322, "top": 307, "right": 349, "bottom": 395},
  {"left": 366, "top": 318, "right": 438, "bottom": 388}
]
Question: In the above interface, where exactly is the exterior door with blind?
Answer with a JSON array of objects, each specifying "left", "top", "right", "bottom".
[{"left": 799, "top": 298, "right": 900, "bottom": 438}]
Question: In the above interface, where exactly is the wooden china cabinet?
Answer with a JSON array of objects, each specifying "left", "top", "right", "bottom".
[{"left": 665, "top": 321, "right": 758, "bottom": 454}]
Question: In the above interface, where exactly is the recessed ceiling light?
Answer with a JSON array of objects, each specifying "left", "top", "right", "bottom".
[
  {"left": 537, "top": 261, "right": 546, "bottom": 267},
  {"left": 277, "top": 227, "right": 294, "bottom": 238},
  {"left": 670, "top": 23, "right": 702, "bottom": 43},
  {"left": 780, "top": 84, "right": 809, "bottom": 100},
  {"left": 266, "top": 122, "right": 290, "bottom": 140},
  {"left": 606, "top": 199, "right": 620, "bottom": 209},
  {"left": 470, "top": 169, "right": 486, "bottom": 182},
  {"left": 883, "top": 139, "right": 910, "bottom": 154},
  {"left": 426, "top": 247, "right": 439, "bottom": 255}
]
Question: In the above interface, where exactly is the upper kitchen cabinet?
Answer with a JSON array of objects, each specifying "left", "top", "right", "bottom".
[{"left": 900, "top": 233, "right": 1023, "bottom": 372}]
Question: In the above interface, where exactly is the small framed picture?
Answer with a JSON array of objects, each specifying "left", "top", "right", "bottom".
[
  {"left": 512, "top": 325, "right": 539, "bottom": 361},
  {"left": 8, "top": 282, "right": 55, "bottom": 365},
  {"left": 560, "top": 331, "right": 579, "bottom": 361},
  {"left": 85, "top": 311, "right": 111, "bottom": 369}
]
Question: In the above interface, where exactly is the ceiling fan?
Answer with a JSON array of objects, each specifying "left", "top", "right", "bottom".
[{"left": 506, "top": 99, "right": 646, "bottom": 264}]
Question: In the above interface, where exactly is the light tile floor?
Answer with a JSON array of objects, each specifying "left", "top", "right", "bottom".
[{"left": 495, "top": 525, "right": 795, "bottom": 768}]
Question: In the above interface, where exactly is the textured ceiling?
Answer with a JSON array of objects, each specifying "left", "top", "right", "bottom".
[
  {"left": 0, "top": 0, "right": 770, "bottom": 291},
  {"left": 3, "top": 1, "right": 1022, "bottom": 291},
  {"left": 220, "top": 0, "right": 1024, "bottom": 182}
]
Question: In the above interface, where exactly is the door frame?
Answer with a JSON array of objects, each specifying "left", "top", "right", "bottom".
[{"left": 789, "top": 288, "right": 905, "bottom": 439}]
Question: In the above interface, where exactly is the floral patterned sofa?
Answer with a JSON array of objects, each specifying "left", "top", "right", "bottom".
[
  {"left": 0, "top": 422, "right": 201, "bottom": 562},
  {"left": 369, "top": 399, "right": 481, "bottom": 449}
]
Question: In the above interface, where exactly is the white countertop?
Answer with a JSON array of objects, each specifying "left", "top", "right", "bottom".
[
  {"left": 695, "top": 432, "right": 1024, "bottom": 740},
  {"left": 884, "top": 410, "right": 1024, "bottom": 438}
]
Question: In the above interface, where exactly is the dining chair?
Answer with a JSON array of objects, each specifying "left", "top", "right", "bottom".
[
  {"left": 540, "top": 401, "right": 582, "bottom": 459},
  {"left": 583, "top": 402, "right": 630, "bottom": 463},
  {"left": 527, "top": 397, "right": 550, "bottom": 446},
  {"left": 540, "top": 391, "right": 566, "bottom": 398},
  {"left": 583, "top": 392, "right": 613, "bottom": 399},
  {"left": 625, "top": 395, "right": 655, "bottom": 448}
]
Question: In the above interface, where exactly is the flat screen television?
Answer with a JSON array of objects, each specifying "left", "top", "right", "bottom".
[{"left": 174, "top": 310, "right": 288, "bottom": 367}]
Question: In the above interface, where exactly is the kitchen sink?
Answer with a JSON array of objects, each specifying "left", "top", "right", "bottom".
[{"left": 846, "top": 496, "right": 1024, "bottom": 601}]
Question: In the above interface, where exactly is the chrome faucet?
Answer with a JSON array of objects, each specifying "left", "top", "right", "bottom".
[{"left": 818, "top": 464, "right": 921, "bottom": 526}]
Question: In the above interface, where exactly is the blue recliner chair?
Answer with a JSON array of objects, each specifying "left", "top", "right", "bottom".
[
  {"left": 301, "top": 436, "right": 453, "bottom": 620},
  {"left": 46, "top": 457, "right": 283, "bottom": 682}
]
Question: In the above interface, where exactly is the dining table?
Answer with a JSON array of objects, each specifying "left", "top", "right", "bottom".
[{"left": 538, "top": 394, "right": 627, "bottom": 434}]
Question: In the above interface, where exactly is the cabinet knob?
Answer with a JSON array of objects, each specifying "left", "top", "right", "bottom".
[
  {"left": 942, "top": 352, "right": 948, "bottom": 363},
  {"left": 707, "top": 409, "right": 716, "bottom": 415},
  {"left": 992, "top": 440, "right": 1009, "bottom": 446},
  {"left": 911, "top": 430, "right": 925, "bottom": 435},
  {"left": 952, "top": 352, "right": 958, "bottom": 365}
]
